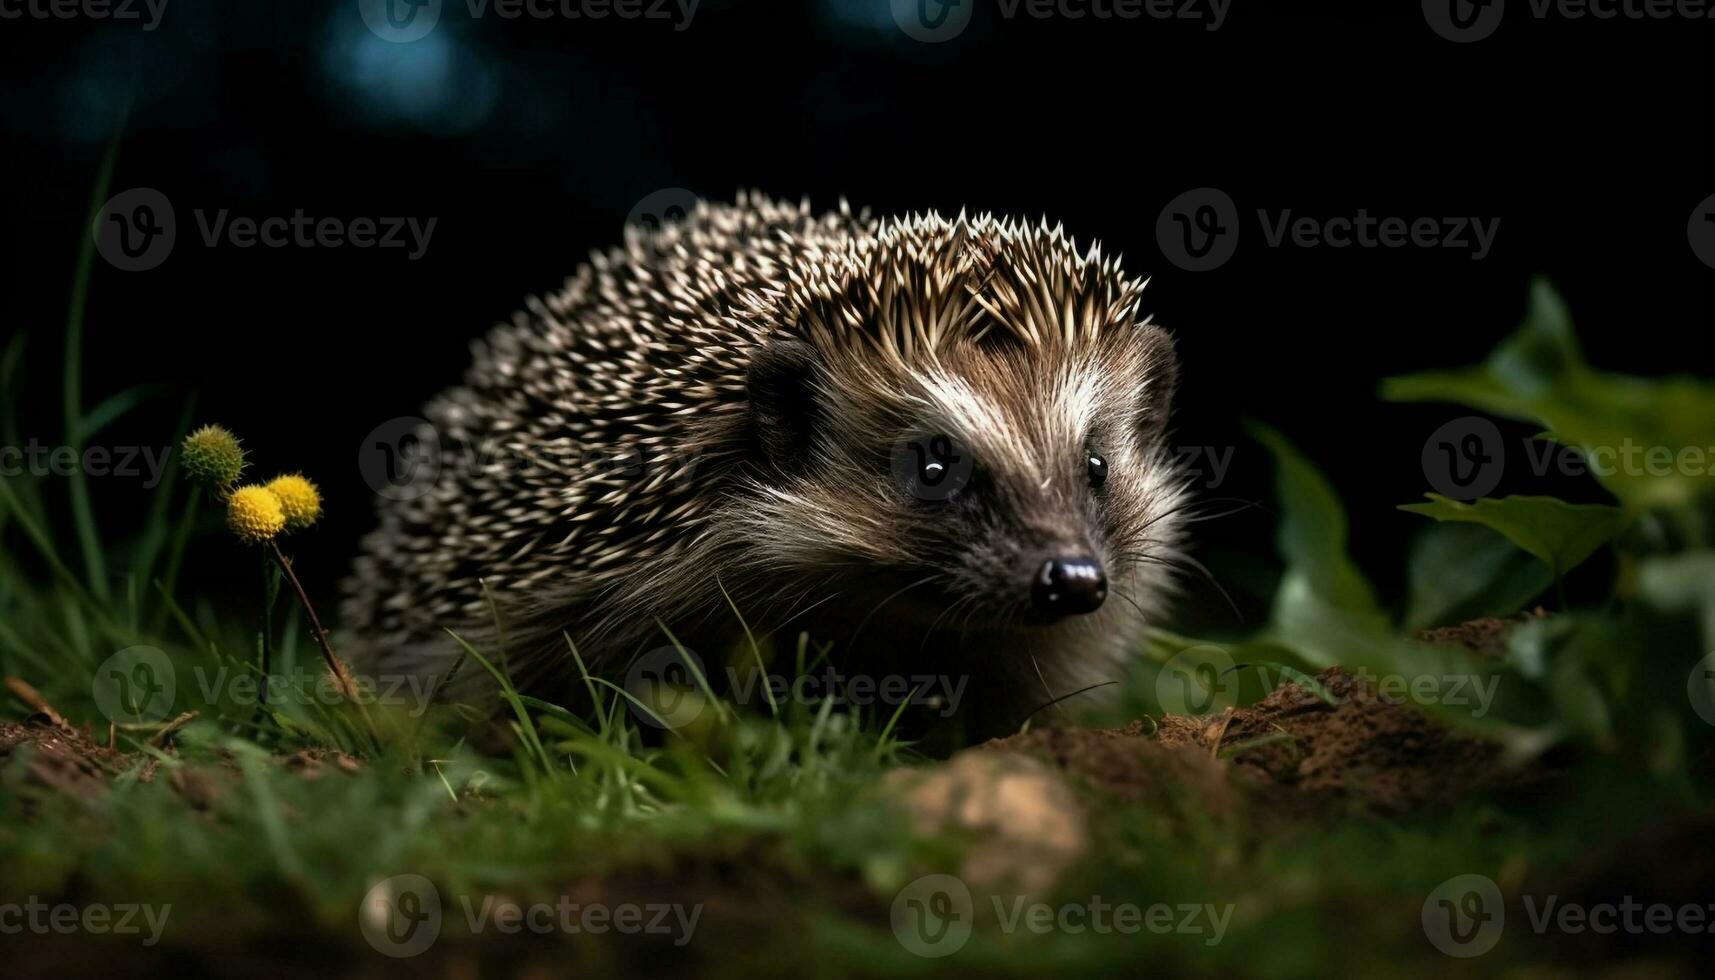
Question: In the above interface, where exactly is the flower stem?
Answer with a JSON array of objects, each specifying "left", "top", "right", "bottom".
[
  {"left": 256, "top": 547, "right": 275, "bottom": 720},
  {"left": 268, "top": 540, "right": 377, "bottom": 745}
]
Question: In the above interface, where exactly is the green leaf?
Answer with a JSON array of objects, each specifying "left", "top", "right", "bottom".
[
  {"left": 1549, "top": 656, "right": 1613, "bottom": 744},
  {"left": 1403, "top": 522, "right": 1553, "bottom": 630},
  {"left": 1505, "top": 615, "right": 1620, "bottom": 745},
  {"left": 1382, "top": 278, "right": 1715, "bottom": 511},
  {"left": 1247, "top": 421, "right": 1379, "bottom": 615},
  {"left": 1265, "top": 570, "right": 1414, "bottom": 670},
  {"left": 1635, "top": 552, "right": 1715, "bottom": 652},
  {"left": 1398, "top": 494, "right": 1628, "bottom": 577}
]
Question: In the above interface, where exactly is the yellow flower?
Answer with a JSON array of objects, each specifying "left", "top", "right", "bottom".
[
  {"left": 266, "top": 474, "right": 323, "bottom": 531},
  {"left": 227, "top": 485, "right": 285, "bottom": 543},
  {"left": 181, "top": 424, "right": 246, "bottom": 486}
]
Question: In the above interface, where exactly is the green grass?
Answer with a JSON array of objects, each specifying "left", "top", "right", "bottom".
[{"left": 2, "top": 179, "right": 1713, "bottom": 976}]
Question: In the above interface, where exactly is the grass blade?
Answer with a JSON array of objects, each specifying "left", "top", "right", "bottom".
[{"left": 64, "top": 130, "right": 126, "bottom": 602}]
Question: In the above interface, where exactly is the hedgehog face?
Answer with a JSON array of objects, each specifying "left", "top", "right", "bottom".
[{"left": 742, "top": 325, "right": 1183, "bottom": 634}]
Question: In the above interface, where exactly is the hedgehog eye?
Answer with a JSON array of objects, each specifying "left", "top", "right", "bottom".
[{"left": 1087, "top": 453, "right": 1108, "bottom": 488}]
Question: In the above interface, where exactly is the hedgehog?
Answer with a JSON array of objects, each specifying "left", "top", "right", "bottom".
[{"left": 341, "top": 193, "right": 1189, "bottom": 738}]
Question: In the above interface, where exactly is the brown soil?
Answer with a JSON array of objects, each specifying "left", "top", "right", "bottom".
[
  {"left": 990, "top": 666, "right": 1510, "bottom": 818},
  {"left": 1156, "top": 666, "right": 1505, "bottom": 813},
  {"left": 0, "top": 718, "right": 145, "bottom": 800},
  {"left": 1415, "top": 608, "right": 1546, "bottom": 657},
  {"left": 0, "top": 716, "right": 363, "bottom": 811},
  {"left": 982, "top": 720, "right": 1242, "bottom": 817}
]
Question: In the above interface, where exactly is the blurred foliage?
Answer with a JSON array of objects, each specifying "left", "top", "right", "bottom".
[{"left": 1383, "top": 279, "right": 1715, "bottom": 513}]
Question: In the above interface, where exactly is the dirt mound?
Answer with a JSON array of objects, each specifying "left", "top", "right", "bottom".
[
  {"left": 1155, "top": 667, "right": 1503, "bottom": 813},
  {"left": 982, "top": 721, "right": 1241, "bottom": 816},
  {"left": 989, "top": 667, "right": 1507, "bottom": 818}
]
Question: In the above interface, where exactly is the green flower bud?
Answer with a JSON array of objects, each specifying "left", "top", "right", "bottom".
[{"left": 181, "top": 424, "right": 246, "bottom": 487}]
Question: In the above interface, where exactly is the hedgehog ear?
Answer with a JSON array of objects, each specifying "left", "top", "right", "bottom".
[
  {"left": 747, "top": 338, "right": 823, "bottom": 470},
  {"left": 1132, "top": 324, "right": 1179, "bottom": 446}
]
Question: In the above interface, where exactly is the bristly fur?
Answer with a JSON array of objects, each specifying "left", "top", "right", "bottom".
[{"left": 341, "top": 193, "right": 1190, "bottom": 736}]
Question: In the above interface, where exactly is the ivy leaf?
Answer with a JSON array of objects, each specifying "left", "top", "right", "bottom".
[{"left": 1398, "top": 494, "right": 1629, "bottom": 577}]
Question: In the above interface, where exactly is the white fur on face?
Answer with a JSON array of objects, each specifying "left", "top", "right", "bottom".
[{"left": 915, "top": 365, "right": 1046, "bottom": 489}]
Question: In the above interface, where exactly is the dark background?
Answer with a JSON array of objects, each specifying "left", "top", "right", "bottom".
[{"left": 1, "top": 0, "right": 1709, "bottom": 628}]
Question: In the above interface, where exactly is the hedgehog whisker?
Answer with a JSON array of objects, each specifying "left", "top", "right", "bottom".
[
  {"left": 1020, "top": 680, "right": 1120, "bottom": 727},
  {"left": 773, "top": 581, "right": 845, "bottom": 634},
  {"left": 1174, "top": 497, "right": 1269, "bottom": 525},
  {"left": 1109, "top": 586, "right": 1150, "bottom": 620},
  {"left": 1128, "top": 552, "right": 1244, "bottom": 626},
  {"left": 921, "top": 594, "right": 971, "bottom": 651},
  {"left": 762, "top": 573, "right": 830, "bottom": 626},
  {"left": 1135, "top": 496, "right": 1265, "bottom": 537},
  {"left": 1028, "top": 653, "right": 1059, "bottom": 719},
  {"left": 955, "top": 594, "right": 988, "bottom": 641},
  {"left": 849, "top": 576, "right": 938, "bottom": 650}
]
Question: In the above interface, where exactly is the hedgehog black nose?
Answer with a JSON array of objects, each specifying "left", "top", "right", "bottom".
[{"left": 1032, "top": 558, "right": 1107, "bottom": 617}]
